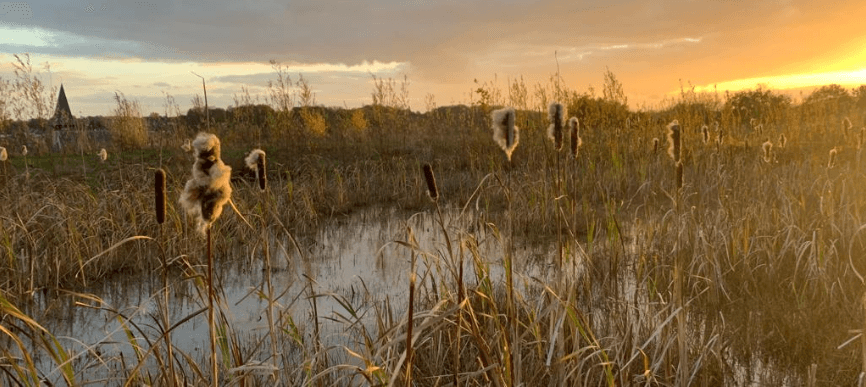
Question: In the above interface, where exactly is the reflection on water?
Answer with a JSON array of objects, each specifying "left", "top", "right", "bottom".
[{"left": 25, "top": 207, "right": 558, "bottom": 383}]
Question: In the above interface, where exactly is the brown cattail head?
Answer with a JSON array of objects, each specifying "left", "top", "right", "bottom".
[
  {"left": 828, "top": 148, "right": 837, "bottom": 168},
  {"left": 422, "top": 163, "right": 438, "bottom": 201},
  {"left": 778, "top": 133, "right": 787, "bottom": 149},
  {"left": 179, "top": 132, "right": 233, "bottom": 235},
  {"left": 0, "top": 147, "right": 6, "bottom": 161},
  {"left": 245, "top": 149, "right": 267, "bottom": 191},
  {"left": 761, "top": 139, "right": 773, "bottom": 163},
  {"left": 547, "top": 102, "right": 565, "bottom": 151},
  {"left": 667, "top": 120, "right": 681, "bottom": 162},
  {"left": 675, "top": 161, "right": 683, "bottom": 192},
  {"left": 701, "top": 125, "right": 709, "bottom": 145},
  {"left": 492, "top": 107, "right": 519, "bottom": 161},
  {"left": 568, "top": 117, "right": 582, "bottom": 158},
  {"left": 857, "top": 128, "right": 866, "bottom": 149},
  {"left": 155, "top": 168, "right": 166, "bottom": 224},
  {"left": 652, "top": 138, "right": 659, "bottom": 154}
]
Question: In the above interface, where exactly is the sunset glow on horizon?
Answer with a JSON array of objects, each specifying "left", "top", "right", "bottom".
[{"left": 1, "top": 1, "right": 865, "bottom": 116}]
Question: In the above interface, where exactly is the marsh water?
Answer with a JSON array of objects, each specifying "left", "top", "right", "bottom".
[{"left": 24, "top": 206, "right": 562, "bottom": 383}]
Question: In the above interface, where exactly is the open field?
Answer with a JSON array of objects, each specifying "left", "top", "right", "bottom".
[{"left": 2, "top": 74, "right": 866, "bottom": 385}]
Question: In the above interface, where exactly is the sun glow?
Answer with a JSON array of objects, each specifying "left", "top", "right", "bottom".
[{"left": 695, "top": 68, "right": 866, "bottom": 94}]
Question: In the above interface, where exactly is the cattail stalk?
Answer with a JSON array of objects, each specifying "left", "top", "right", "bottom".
[
  {"left": 154, "top": 167, "right": 176, "bottom": 386},
  {"left": 422, "top": 164, "right": 438, "bottom": 201},
  {"left": 246, "top": 148, "right": 278, "bottom": 381}
]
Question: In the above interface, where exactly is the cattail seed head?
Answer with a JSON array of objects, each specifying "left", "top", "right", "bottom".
[
  {"left": 0, "top": 147, "right": 6, "bottom": 161},
  {"left": 857, "top": 128, "right": 866, "bottom": 149},
  {"left": 422, "top": 163, "right": 438, "bottom": 201},
  {"left": 701, "top": 125, "right": 709, "bottom": 145},
  {"left": 492, "top": 107, "right": 519, "bottom": 161},
  {"left": 652, "top": 138, "right": 659, "bottom": 154},
  {"left": 828, "top": 148, "right": 837, "bottom": 168},
  {"left": 667, "top": 120, "right": 681, "bottom": 162},
  {"left": 21, "top": 145, "right": 27, "bottom": 157},
  {"left": 761, "top": 139, "right": 773, "bottom": 163},
  {"left": 245, "top": 149, "right": 267, "bottom": 191},
  {"left": 98, "top": 148, "right": 107, "bottom": 162},
  {"left": 568, "top": 117, "right": 582, "bottom": 158},
  {"left": 155, "top": 169, "right": 166, "bottom": 224},
  {"left": 675, "top": 161, "right": 683, "bottom": 192},
  {"left": 179, "top": 132, "right": 233, "bottom": 235},
  {"left": 547, "top": 102, "right": 565, "bottom": 151}
]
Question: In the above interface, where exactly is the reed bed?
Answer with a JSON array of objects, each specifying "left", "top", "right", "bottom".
[{"left": 1, "top": 75, "right": 866, "bottom": 385}]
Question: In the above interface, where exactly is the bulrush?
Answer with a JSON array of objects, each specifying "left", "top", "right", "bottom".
[
  {"left": 492, "top": 107, "right": 519, "bottom": 162},
  {"left": 98, "top": 148, "right": 108, "bottom": 162},
  {"left": 569, "top": 117, "right": 582, "bottom": 158},
  {"left": 179, "top": 132, "right": 233, "bottom": 235},
  {"left": 762, "top": 139, "right": 773, "bottom": 163},
  {"left": 667, "top": 120, "right": 681, "bottom": 162},
  {"left": 652, "top": 138, "right": 659, "bottom": 154},
  {"left": 245, "top": 149, "right": 267, "bottom": 191},
  {"left": 547, "top": 102, "right": 565, "bottom": 151},
  {"left": 828, "top": 148, "right": 838, "bottom": 168},
  {"left": 422, "top": 163, "right": 438, "bottom": 201},
  {"left": 857, "top": 128, "right": 866, "bottom": 149},
  {"left": 843, "top": 117, "right": 853, "bottom": 137},
  {"left": 155, "top": 169, "right": 167, "bottom": 224}
]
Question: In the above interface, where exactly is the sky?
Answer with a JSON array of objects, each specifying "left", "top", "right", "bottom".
[{"left": 1, "top": 0, "right": 865, "bottom": 118}]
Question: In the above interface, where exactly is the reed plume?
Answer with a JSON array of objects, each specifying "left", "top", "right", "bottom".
[
  {"left": 547, "top": 102, "right": 565, "bottom": 151},
  {"left": 245, "top": 149, "right": 267, "bottom": 191},
  {"left": 762, "top": 139, "right": 773, "bottom": 163},
  {"left": 569, "top": 117, "right": 582, "bottom": 158},
  {"left": 98, "top": 148, "right": 107, "bottom": 162},
  {"left": 667, "top": 120, "right": 681, "bottom": 162},
  {"left": 155, "top": 169, "right": 167, "bottom": 224},
  {"left": 492, "top": 107, "right": 519, "bottom": 162},
  {"left": 422, "top": 163, "right": 438, "bottom": 201},
  {"left": 179, "top": 132, "right": 233, "bottom": 235},
  {"left": 828, "top": 148, "right": 837, "bottom": 168}
]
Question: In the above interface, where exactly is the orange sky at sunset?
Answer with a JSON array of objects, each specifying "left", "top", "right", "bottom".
[{"left": 1, "top": 0, "right": 865, "bottom": 116}]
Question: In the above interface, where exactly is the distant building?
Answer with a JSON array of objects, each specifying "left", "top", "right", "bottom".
[{"left": 51, "top": 84, "right": 74, "bottom": 130}]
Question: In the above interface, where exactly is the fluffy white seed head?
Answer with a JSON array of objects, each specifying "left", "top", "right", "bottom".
[
  {"left": 98, "top": 148, "right": 108, "bottom": 162},
  {"left": 180, "top": 132, "right": 233, "bottom": 235},
  {"left": 245, "top": 149, "right": 266, "bottom": 172},
  {"left": 492, "top": 107, "right": 520, "bottom": 161}
]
